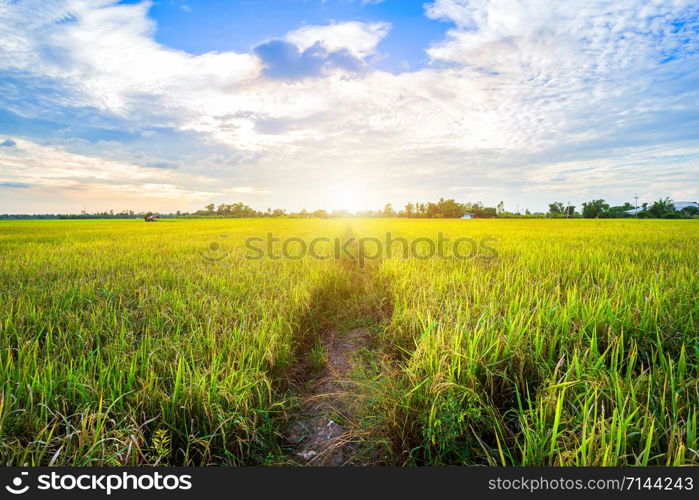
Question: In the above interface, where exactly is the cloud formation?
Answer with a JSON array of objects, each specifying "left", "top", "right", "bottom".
[
  {"left": 285, "top": 21, "right": 391, "bottom": 58},
  {"left": 0, "top": 0, "right": 697, "bottom": 213},
  {"left": 0, "top": 181, "right": 30, "bottom": 188},
  {"left": 254, "top": 40, "right": 362, "bottom": 79}
]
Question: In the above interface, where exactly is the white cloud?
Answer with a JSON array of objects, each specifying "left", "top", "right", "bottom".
[
  {"left": 285, "top": 21, "right": 391, "bottom": 58},
  {"left": 424, "top": 0, "right": 699, "bottom": 76},
  {"left": 0, "top": 0, "right": 260, "bottom": 117},
  {"left": 0, "top": 0, "right": 697, "bottom": 212},
  {"left": 0, "top": 138, "right": 268, "bottom": 211}
]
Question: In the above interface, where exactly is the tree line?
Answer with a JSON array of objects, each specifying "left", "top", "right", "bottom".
[
  {"left": 1, "top": 197, "right": 695, "bottom": 220},
  {"left": 572, "top": 198, "right": 697, "bottom": 219},
  {"left": 180, "top": 197, "right": 697, "bottom": 220}
]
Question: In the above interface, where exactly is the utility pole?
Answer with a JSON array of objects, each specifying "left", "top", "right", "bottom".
[{"left": 634, "top": 196, "right": 639, "bottom": 218}]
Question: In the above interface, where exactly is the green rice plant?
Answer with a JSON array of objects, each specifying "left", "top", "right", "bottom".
[
  {"left": 308, "top": 342, "right": 327, "bottom": 371},
  {"left": 351, "top": 218, "right": 698, "bottom": 465},
  {"left": 0, "top": 218, "right": 348, "bottom": 465},
  {"left": 0, "top": 218, "right": 696, "bottom": 466}
]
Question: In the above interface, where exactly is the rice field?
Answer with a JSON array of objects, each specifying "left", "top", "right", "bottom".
[{"left": 0, "top": 218, "right": 697, "bottom": 465}]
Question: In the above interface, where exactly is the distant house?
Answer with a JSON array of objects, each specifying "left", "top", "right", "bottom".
[
  {"left": 623, "top": 207, "right": 643, "bottom": 216},
  {"left": 461, "top": 213, "right": 473, "bottom": 219},
  {"left": 145, "top": 214, "right": 159, "bottom": 222}
]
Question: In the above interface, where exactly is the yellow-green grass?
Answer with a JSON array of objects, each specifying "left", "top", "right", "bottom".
[
  {"left": 353, "top": 219, "right": 698, "bottom": 465},
  {"left": 0, "top": 218, "right": 697, "bottom": 466},
  {"left": 0, "top": 219, "right": 349, "bottom": 465}
]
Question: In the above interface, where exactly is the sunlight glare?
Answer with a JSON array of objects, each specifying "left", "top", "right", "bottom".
[{"left": 329, "top": 184, "right": 367, "bottom": 213}]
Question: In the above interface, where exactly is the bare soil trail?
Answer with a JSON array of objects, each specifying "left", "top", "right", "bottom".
[
  {"left": 281, "top": 226, "right": 392, "bottom": 465},
  {"left": 284, "top": 327, "right": 370, "bottom": 466}
]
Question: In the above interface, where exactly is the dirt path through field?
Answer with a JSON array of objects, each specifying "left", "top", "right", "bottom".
[
  {"left": 280, "top": 225, "right": 392, "bottom": 465},
  {"left": 284, "top": 327, "right": 369, "bottom": 465}
]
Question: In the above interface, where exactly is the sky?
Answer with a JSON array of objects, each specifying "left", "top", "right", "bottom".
[{"left": 0, "top": 0, "right": 698, "bottom": 214}]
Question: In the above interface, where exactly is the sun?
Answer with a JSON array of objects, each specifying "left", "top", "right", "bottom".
[{"left": 329, "top": 183, "right": 367, "bottom": 213}]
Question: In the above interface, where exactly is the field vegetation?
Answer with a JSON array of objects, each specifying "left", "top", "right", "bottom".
[{"left": 0, "top": 218, "right": 696, "bottom": 465}]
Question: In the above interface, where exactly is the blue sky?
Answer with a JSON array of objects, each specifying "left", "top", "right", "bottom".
[
  {"left": 0, "top": 0, "right": 698, "bottom": 214},
  {"left": 148, "top": 0, "right": 448, "bottom": 72}
]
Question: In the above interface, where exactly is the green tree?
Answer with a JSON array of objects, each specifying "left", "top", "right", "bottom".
[
  {"left": 648, "top": 198, "right": 675, "bottom": 218},
  {"left": 426, "top": 198, "right": 466, "bottom": 218},
  {"left": 404, "top": 202, "right": 415, "bottom": 217},
  {"left": 582, "top": 199, "right": 609, "bottom": 218},
  {"left": 680, "top": 205, "right": 698, "bottom": 216},
  {"left": 548, "top": 202, "right": 565, "bottom": 216},
  {"left": 606, "top": 202, "right": 635, "bottom": 218}
]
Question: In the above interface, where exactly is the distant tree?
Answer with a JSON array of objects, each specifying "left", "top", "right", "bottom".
[
  {"left": 403, "top": 202, "right": 415, "bottom": 218},
  {"left": 425, "top": 198, "right": 466, "bottom": 218},
  {"left": 548, "top": 202, "right": 565, "bottom": 216},
  {"left": 606, "top": 202, "right": 635, "bottom": 218},
  {"left": 497, "top": 201, "right": 505, "bottom": 215},
  {"left": 582, "top": 199, "right": 609, "bottom": 218},
  {"left": 565, "top": 204, "right": 576, "bottom": 217},
  {"left": 205, "top": 203, "right": 215, "bottom": 214},
  {"left": 648, "top": 198, "right": 675, "bottom": 218},
  {"left": 312, "top": 209, "right": 329, "bottom": 218},
  {"left": 463, "top": 201, "right": 497, "bottom": 218},
  {"left": 477, "top": 207, "right": 497, "bottom": 217},
  {"left": 383, "top": 203, "right": 395, "bottom": 217},
  {"left": 681, "top": 205, "right": 698, "bottom": 216}
]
